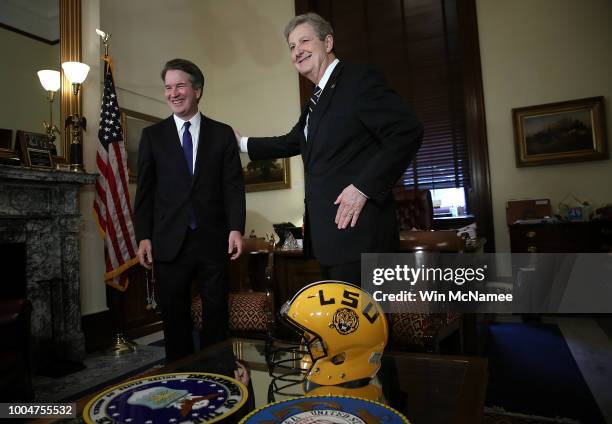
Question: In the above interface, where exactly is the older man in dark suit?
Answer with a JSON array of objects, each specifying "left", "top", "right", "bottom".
[
  {"left": 135, "top": 59, "right": 245, "bottom": 362},
  {"left": 237, "top": 13, "right": 423, "bottom": 285}
]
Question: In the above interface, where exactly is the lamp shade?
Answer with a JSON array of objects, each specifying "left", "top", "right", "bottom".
[
  {"left": 61, "top": 61, "right": 90, "bottom": 84},
  {"left": 37, "top": 70, "right": 61, "bottom": 92}
]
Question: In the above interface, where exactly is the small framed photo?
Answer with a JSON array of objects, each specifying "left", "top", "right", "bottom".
[
  {"left": 16, "top": 130, "right": 54, "bottom": 169},
  {"left": 120, "top": 109, "right": 162, "bottom": 181},
  {"left": 512, "top": 96, "right": 608, "bottom": 167}
]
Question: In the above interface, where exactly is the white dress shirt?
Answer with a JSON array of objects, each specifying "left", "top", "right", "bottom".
[{"left": 173, "top": 112, "right": 201, "bottom": 175}]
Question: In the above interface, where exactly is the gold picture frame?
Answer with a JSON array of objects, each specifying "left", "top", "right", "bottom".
[
  {"left": 242, "top": 157, "right": 291, "bottom": 193},
  {"left": 120, "top": 108, "right": 162, "bottom": 181},
  {"left": 512, "top": 96, "right": 608, "bottom": 167}
]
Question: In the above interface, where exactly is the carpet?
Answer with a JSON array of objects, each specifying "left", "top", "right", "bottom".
[{"left": 485, "top": 323, "right": 605, "bottom": 424}]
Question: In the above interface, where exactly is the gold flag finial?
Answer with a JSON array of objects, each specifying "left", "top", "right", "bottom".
[{"left": 96, "top": 28, "right": 111, "bottom": 56}]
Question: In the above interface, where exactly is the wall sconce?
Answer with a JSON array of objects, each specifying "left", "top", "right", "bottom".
[
  {"left": 61, "top": 61, "right": 90, "bottom": 172},
  {"left": 37, "top": 70, "right": 61, "bottom": 156}
]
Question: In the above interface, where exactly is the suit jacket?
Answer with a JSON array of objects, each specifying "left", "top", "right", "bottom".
[
  {"left": 134, "top": 113, "right": 245, "bottom": 262},
  {"left": 248, "top": 62, "right": 423, "bottom": 266}
]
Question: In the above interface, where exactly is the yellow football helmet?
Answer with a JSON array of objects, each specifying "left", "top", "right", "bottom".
[{"left": 281, "top": 281, "right": 388, "bottom": 386}]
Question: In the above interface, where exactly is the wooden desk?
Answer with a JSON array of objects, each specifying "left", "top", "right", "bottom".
[
  {"left": 273, "top": 250, "right": 321, "bottom": 307},
  {"left": 382, "top": 350, "right": 488, "bottom": 423},
  {"left": 509, "top": 221, "right": 612, "bottom": 253}
]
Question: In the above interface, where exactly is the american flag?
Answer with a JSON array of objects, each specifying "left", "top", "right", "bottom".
[{"left": 93, "top": 56, "right": 138, "bottom": 291}]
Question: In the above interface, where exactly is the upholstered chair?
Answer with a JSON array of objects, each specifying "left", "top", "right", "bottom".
[{"left": 191, "top": 238, "right": 275, "bottom": 343}]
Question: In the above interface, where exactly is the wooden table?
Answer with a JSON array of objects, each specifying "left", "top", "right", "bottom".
[{"left": 37, "top": 338, "right": 487, "bottom": 424}]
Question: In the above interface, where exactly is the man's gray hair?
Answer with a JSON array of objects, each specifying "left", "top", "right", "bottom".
[{"left": 283, "top": 12, "right": 334, "bottom": 41}]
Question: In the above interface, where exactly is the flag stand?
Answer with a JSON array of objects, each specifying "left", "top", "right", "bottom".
[
  {"left": 95, "top": 29, "right": 141, "bottom": 356},
  {"left": 105, "top": 282, "right": 137, "bottom": 356},
  {"left": 110, "top": 333, "right": 136, "bottom": 355}
]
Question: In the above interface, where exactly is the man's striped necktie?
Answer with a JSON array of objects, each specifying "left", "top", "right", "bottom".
[{"left": 308, "top": 85, "right": 323, "bottom": 114}]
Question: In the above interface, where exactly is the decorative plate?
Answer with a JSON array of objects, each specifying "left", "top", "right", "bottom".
[
  {"left": 83, "top": 372, "right": 247, "bottom": 423},
  {"left": 240, "top": 395, "right": 410, "bottom": 423}
]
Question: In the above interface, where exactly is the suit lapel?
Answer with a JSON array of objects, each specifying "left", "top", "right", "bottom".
[
  {"left": 193, "top": 113, "right": 209, "bottom": 183},
  {"left": 161, "top": 117, "right": 192, "bottom": 184},
  {"left": 306, "top": 61, "right": 343, "bottom": 149}
]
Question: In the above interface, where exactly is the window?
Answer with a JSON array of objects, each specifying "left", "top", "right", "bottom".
[
  {"left": 394, "top": 0, "right": 472, "bottom": 213},
  {"left": 430, "top": 187, "right": 467, "bottom": 218}
]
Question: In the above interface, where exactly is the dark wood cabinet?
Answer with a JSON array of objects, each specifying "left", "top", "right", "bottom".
[
  {"left": 273, "top": 250, "right": 321, "bottom": 308},
  {"left": 509, "top": 221, "right": 612, "bottom": 253}
]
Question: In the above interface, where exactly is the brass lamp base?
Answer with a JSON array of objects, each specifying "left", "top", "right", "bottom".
[
  {"left": 69, "top": 142, "right": 84, "bottom": 172},
  {"left": 109, "top": 333, "right": 136, "bottom": 356}
]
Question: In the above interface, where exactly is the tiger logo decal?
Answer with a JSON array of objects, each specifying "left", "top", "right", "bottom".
[{"left": 331, "top": 307, "right": 359, "bottom": 335}]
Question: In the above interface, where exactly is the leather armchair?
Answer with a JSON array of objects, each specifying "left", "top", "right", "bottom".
[{"left": 394, "top": 188, "right": 434, "bottom": 230}]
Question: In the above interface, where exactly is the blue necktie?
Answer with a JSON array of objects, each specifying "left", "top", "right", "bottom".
[
  {"left": 182, "top": 121, "right": 193, "bottom": 176},
  {"left": 182, "top": 121, "right": 196, "bottom": 229}
]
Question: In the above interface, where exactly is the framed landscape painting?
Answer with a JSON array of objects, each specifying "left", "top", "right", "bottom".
[
  {"left": 512, "top": 96, "right": 608, "bottom": 167},
  {"left": 240, "top": 155, "right": 291, "bottom": 193},
  {"left": 120, "top": 109, "right": 162, "bottom": 181}
]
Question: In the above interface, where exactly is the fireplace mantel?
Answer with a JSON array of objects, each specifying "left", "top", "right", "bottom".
[{"left": 0, "top": 164, "right": 96, "bottom": 368}]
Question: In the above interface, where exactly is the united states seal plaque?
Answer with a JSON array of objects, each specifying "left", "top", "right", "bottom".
[
  {"left": 240, "top": 395, "right": 410, "bottom": 423},
  {"left": 83, "top": 372, "right": 247, "bottom": 423}
]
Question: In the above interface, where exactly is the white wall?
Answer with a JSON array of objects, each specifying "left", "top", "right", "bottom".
[
  {"left": 79, "top": 0, "right": 301, "bottom": 314},
  {"left": 476, "top": 0, "right": 612, "bottom": 253}
]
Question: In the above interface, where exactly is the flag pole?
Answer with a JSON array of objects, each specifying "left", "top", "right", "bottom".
[{"left": 96, "top": 28, "right": 136, "bottom": 355}]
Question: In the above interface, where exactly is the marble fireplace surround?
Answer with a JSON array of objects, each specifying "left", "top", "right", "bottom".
[{"left": 0, "top": 164, "right": 95, "bottom": 369}]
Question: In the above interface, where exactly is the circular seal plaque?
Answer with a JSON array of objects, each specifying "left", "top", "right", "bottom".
[
  {"left": 240, "top": 395, "right": 410, "bottom": 424},
  {"left": 83, "top": 372, "right": 247, "bottom": 424}
]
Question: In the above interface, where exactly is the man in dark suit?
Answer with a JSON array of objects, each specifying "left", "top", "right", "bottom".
[
  {"left": 236, "top": 13, "right": 423, "bottom": 285},
  {"left": 135, "top": 59, "right": 245, "bottom": 362}
]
